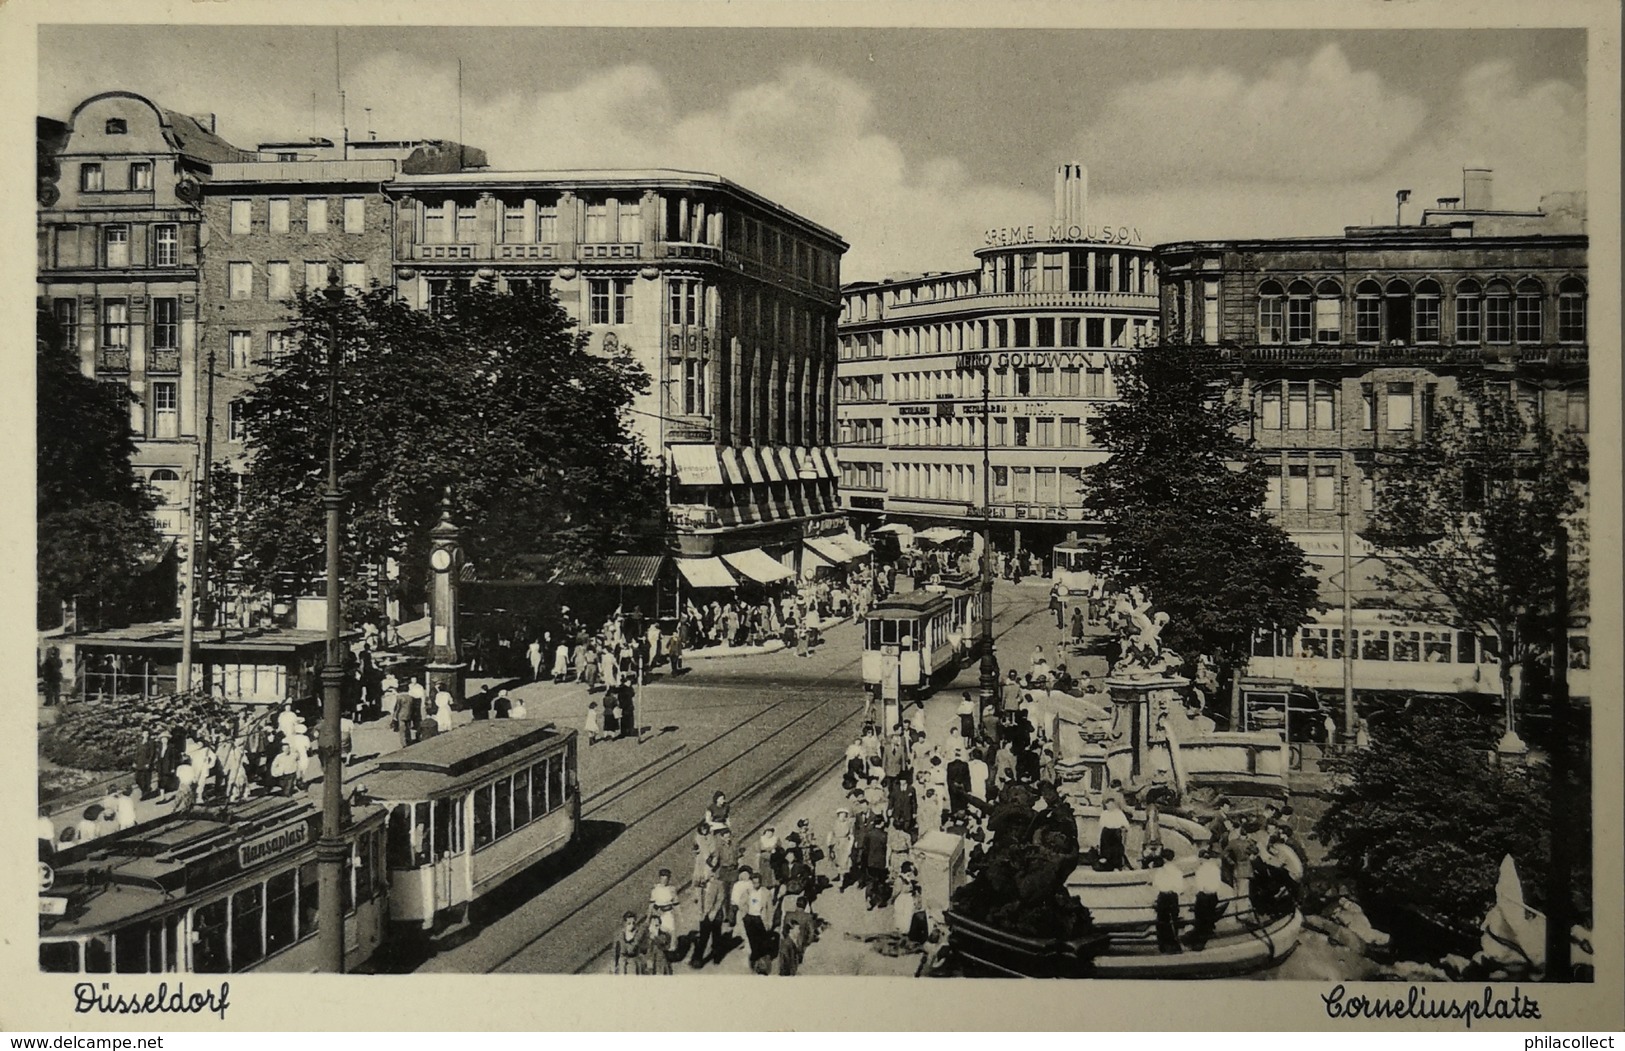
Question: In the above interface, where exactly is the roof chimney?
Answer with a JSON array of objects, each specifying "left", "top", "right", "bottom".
[
  {"left": 1053, "top": 163, "right": 1087, "bottom": 228},
  {"left": 1463, "top": 167, "right": 1493, "bottom": 211}
]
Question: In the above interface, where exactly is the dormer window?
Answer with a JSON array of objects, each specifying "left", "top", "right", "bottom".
[{"left": 105, "top": 118, "right": 128, "bottom": 135}]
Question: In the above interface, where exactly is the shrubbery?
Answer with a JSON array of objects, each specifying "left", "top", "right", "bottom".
[{"left": 39, "top": 691, "right": 233, "bottom": 773}]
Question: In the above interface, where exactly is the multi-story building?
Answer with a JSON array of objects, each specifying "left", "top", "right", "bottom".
[
  {"left": 1155, "top": 171, "right": 1588, "bottom": 554},
  {"left": 383, "top": 169, "right": 850, "bottom": 575},
  {"left": 37, "top": 91, "right": 255, "bottom": 540},
  {"left": 836, "top": 165, "right": 1158, "bottom": 561}
]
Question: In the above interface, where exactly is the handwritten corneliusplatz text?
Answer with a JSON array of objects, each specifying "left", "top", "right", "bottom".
[{"left": 1322, "top": 983, "right": 1541, "bottom": 1028}]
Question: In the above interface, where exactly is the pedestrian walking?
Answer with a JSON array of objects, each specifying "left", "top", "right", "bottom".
[
  {"left": 649, "top": 867, "right": 680, "bottom": 946},
  {"left": 742, "top": 871, "right": 772, "bottom": 967},
  {"left": 173, "top": 755, "right": 199, "bottom": 811},
  {"left": 553, "top": 642, "right": 571, "bottom": 683},
  {"left": 493, "top": 690, "right": 512, "bottom": 719},
  {"left": 133, "top": 729, "right": 157, "bottom": 797},
  {"left": 729, "top": 865, "right": 754, "bottom": 933},
  {"left": 392, "top": 687, "right": 417, "bottom": 748},
  {"left": 689, "top": 844, "right": 725, "bottom": 969},
  {"left": 527, "top": 638, "right": 543, "bottom": 683},
  {"left": 1190, "top": 848, "right": 1224, "bottom": 951},
  {"left": 611, "top": 912, "right": 644, "bottom": 975},
  {"left": 1151, "top": 849, "right": 1185, "bottom": 953}
]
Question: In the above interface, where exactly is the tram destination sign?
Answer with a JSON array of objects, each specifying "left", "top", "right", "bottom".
[{"left": 238, "top": 821, "right": 312, "bottom": 869}]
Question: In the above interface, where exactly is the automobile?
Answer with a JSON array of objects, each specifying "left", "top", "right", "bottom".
[{"left": 1238, "top": 677, "right": 1332, "bottom": 743}]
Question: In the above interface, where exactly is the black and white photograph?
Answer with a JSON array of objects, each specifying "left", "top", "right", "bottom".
[{"left": 11, "top": 2, "right": 1621, "bottom": 1033}]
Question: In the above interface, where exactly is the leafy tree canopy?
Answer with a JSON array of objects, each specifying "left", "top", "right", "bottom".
[
  {"left": 1365, "top": 376, "right": 1587, "bottom": 704},
  {"left": 1081, "top": 343, "right": 1322, "bottom": 673},
  {"left": 237, "top": 281, "right": 662, "bottom": 611},
  {"left": 36, "top": 309, "right": 162, "bottom": 628}
]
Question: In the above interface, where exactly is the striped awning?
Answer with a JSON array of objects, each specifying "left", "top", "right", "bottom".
[
  {"left": 741, "top": 448, "right": 766, "bottom": 484},
  {"left": 723, "top": 547, "right": 795, "bottom": 584},
  {"left": 758, "top": 448, "right": 784, "bottom": 484},
  {"left": 804, "top": 536, "right": 855, "bottom": 565},
  {"left": 720, "top": 448, "right": 748, "bottom": 485},
  {"left": 676, "top": 557, "right": 737, "bottom": 589},
  {"left": 795, "top": 446, "right": 823, "bottom": 479},
  {"left": 777, "top": 447, "right": 800, "bottom": 480},
  {"left": 669, "top": 444, "right": 723, "bottom": 486},
  {"left": 820, "top": 448, "right": 839, "bottom": 475}
]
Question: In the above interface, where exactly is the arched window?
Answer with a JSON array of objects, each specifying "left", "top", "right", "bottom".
[
  {"left": 1314, "top": 280, "right": 1343, "bottom": 342},
  {"left": 148, "top": 469, "right": 183, "bottom": 507},
  {"left": 1484, "top": 280, "right": 1513, "bottom": 344},
  {"left": 1257, "top": 281, "right": 1285, "bottom": 344},
  {"left": 1455, "top": 279, "right": 1481, "bottom": 343},
  {"left": 1355, "top": 280, "right": 1382, "bottom": 344},
  {"left": 1384, "top": 280, "right": 1412, "bottom": 344},
  {"left": 1415, "top": 279, "right": 1442, "bottom": 343},
  {"left": 1286, "top": 280, "right": 1313, "bottom": 343},
  {"left": 1515, "top": 279, "right": 1544, "bottom": 343},
  {"left": 1559, "top": 277, "right": 1587, "bottom": 342}
]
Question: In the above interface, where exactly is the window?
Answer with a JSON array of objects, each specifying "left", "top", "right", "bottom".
[
  {"left": 1012, "top": 318, "right": 1031, "bottom": 348},
  {"left": 1567, "top": 389, "right": 1588, "bottom": 432},
  {"left": 154, "top": 224, "right": 179, "bottom": 266},
  {"left": 228, "top": 400, "right": 245, "bottom": 442},
  {"left": 1094, "top": 252, "right": 1111, "bottom": 292},
  {"left": 1315, "top": 281, "right": 1342, "bottom": 342},
  {"left": 298, "top": 862, "right": 320, "bottom": 938},
  {"left": 102, "top": 299, "right": 130, "bottom": 349},
  {"left": 1287, "top": 281, "right": 1312, "bottom": 343},
  {"left": 1084, "top": 367, "right": 1106, "bottom": 399},
  {"left": 1061, "top": 417, "right": 1081, "bottom": 446},
  {"left": 1393, "top": 631, "right": 1421, "bottom": 662},
  {"left": 514, "top": 767, "right": 531, "bottom": 827},
  {"left": 1455, "top": 280, "right": 1481, "bottom": 343},
  {"left": 192, "top": 899, "right": 229, "bottom": 973},
  {"left": 150, "top": 298, "right": 178, "bottom": 349},
  {"left": 1203, "top": 280, "right": 1220, "bottom": 344},
  {"left": 229, "top": 330, "right": 253, "bottom": 368},
  {"left": 455, "top": 204, "right": 478, "bottom": 243},
  {"left": 1558, "top": 278, "right": 1586, "bottom": 341},
  {"left": 232, "top": 884, "right": 265, "bottom": 969},
  {"left": 1018, "top": 254, "right": 1037, "bottom": 291},
  {"left": 305, "top": 261, "right": 327, "bottom": 291},
  {"left": 152, "top": 381, "right": 179, "bottom": 438},
  {"left": 306, "top": 198, "right": 328, "bottom": 233},
  {"left": 128, "top": 161, "right": 153, "bottom": 191},
  {"left": 504, "top": 205, "right": 526, "bottom": 242},
  {"left": 1360, "top": 629, "right": 1391, "bottom": 662},
  {"left": 669, "top": 279, "right": 703, "bottom": 325},
  {"left": 1386, "top": 382, "right": 1414, "bottom": 431},
  {"left": 268, "top": 261, "right": 290, "bottom": 300},
  {"left": 1287, "top": 381, "right": 1309, "bottom": 430},
  {"left": 266, "top": 198, "right": 290, "bottom": 234},
  {"left": 1068, "top": 250, "right": 1088, "bottom": 291},
  {"left": 1485, "top": 282, "right": 1512, "bottom": 343},
  {"left": 1314, "top": 463, "right": 1336, "bottom": 510},
  {"left": 1260, "top": 384, "right": 1282, "bottom": 430},
  {"left": 80, "top": 163, "right": 104, "bottom": 192},
  {"left": 473, "top": 784, "right": 494, "bottom": 847},
  {"left": 53, "top": 299, "right": 78, "bottom": 350},
  {"left": 229, "top": 262, "right": 252, "bottom": 299},
  {"left": 1415, "top": 280, "right": 1441, "bottom": 342},
  {"left": 342, "top": 262, "right": 365, "bottom": 291},
  {"left": 1354, "top": 280, "right": 1381, "bottom": 343},
  {"left": 343, "top": 197, "right": 365, "bottom": 233},
  {"left": 1265, "top": 471, "right": 1282, "bottom": 509},
  {"left": 619, "top": 204, "right": 641, "bottom": 243},
  {"left": 494, "top": 777, "right": 514, "bottom": 839},
  {"left": 588, "top": 278, "right": 632, "bottom": 325},
  {"left": 104, "top": 225, "right": 129, "bottom": 268},
  {"left": 1287, "top": 462, "right": 1308, "bottom": 508},
  {"left": 1257, "top": 282, "right": 1284, "bottom": 344},
  {"left": 264, "top": 870, "right": 297, "bottom": 957},
  {"left": 683, "top": 359, "right": 708, "bottom": 416},
  {"left": 1384, "top": 279, "right": 1412, "bottom": 343},
  {"left": 1036, "top": 317, "right": 1055, "bottom": 347},
  {"left": 105, "top": 118, "right": 127, "bottom": 135},
  {"left": 1059, "top": 366, "right": 1080, "bottom": 395},
  {"left": 1012, "top": 467, "right": 1032, "bottom": 503},
  {"left": 1015, "top": 368, "right": 1031, "bottom": 396},
  {"left": 1515, "top": 280, "right": 1544, "bottom": 343},
  {"left": 1042, "top": 252, "right": 1065, "bottom": 291},
  {"left": 531, "top": 759, "right": 549, "bottom": 815},
  {"left": 1035, "top": 467, "right": 1058, "bottom": 504},
  {"left": 1061, "top": 318, "right": 1080, "bottom": 347},
  {"left": 1035, "top": 417, "right": 1055, "bottom": 447},
  {"left": 1013, "top": 418, "right": 1030, "bottom": 447},
  {"left": 230, "top": 199, "right": 251, "bottom": 235}
]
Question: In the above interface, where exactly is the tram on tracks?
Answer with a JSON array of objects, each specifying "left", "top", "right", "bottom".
[
  {"left": 861, "top": 585, "right": 982, "bottom": 703},
  {"left": 1050, "top": 539, "right": 1105, "bottom": 600},
  {"left": 38, "top": 795, "right": 389, "bottom": 975},
  {"left": 361, "top": 719, "right": 579, "bottom": 932}
]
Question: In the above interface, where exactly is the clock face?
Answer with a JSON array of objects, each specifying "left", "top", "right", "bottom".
[{"left": 431, "top": 548, "right": 453, "bottom": 572}]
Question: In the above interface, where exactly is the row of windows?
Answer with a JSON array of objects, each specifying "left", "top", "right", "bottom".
[
  {"left": 78, "top": 160, "right": 153, "bottom": 193},
  {"left": 888, "top": 462, "right": 1087, "bottom": 506},
  {"left": 840, "top": 316, "right": 1151, "bottom": 359},
  {"left": 857, "top": 415, "right": 1093, "bottom": 449},
  {"left": 841, "top": 462, "right": 885, "bottom": 490},
  {"left": 982, "top": 250, "right": 1156, "bottom": 297},
  {"left": 1251, "top": 626, "right": 1502, "bottom": 665},
  {"left": 227, "top": 260, "right": 367, "bottom": 300},
  {"left": 53, "top": 297, "right": 181, "bottom": 352},
  {"left": 1262, "top": 457, "right": 1372, "bottom": 512},
  {"left": 1252, "top": 277, "right": 1586, "bottom": 346},
  {"left": 50, "top": 223, "right": 182, "bottom": 270},
  {"left": 230, "top": 197, "right": 367, "bottom": 236},
  {"left": 1254, "top": 380, "right": 1588, "bottom": 436},
  {"left": 842, "top": 364, "right": 1116, "bottom": 403},
  {"left": 471, "top": 752, "right": 571, "bottom": 850}
]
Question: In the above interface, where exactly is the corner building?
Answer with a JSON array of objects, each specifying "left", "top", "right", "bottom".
[
  {"left": 384, "top": 170, "right": 849, "bottom": 573},
  {"left": 837, "top": 165, "right": 1158, "bottom": 560}
]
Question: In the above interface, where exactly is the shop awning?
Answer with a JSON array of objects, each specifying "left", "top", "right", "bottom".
[
  {"left": 723, "top": 548, "right": 795, "bottom": 584},
  {"left": 758, "top": 448, "right": 784, "bottom": 484},
  {"left": 917, "top": 527, "right": 969, "bottom": 546},
  {"left": 831, "top": 533, "right": 873, "bottom": 559},
  {"left": 777, "top": 447, "right": 801, "bottom": 480},
  {"left": 804, "top": 536, "right": 856, "bottom": 565},
  {"left": 720, "top": 448, "right": 748, "bottom": 485},
  {"left": 676, "top": 557, "right": 738, "bottom": 589},
  {"left": 552, "top": 555, "right": 667, "bottom": 588},
  {"left": 872, "top": 523, "right": 910, "bottom": 535},
  {"left": 740, "top": 448, "right": 766, "bottom": 484},
  {"left": 795, "top": 446, "right": 823, "bottom": 479},
  {"left": 819, "top": 448, "right": 840, "bottom": 476},
  {"left": 669, "top": 444, "right": 724, "bottom": 486}
]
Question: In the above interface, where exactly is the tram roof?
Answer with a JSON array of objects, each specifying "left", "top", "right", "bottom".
[
  {"left": 361, "top": 720, "right": 574, "bottom": 799},
  {"left": 868, "top": 591, "right": 954, "bottom": 617}
]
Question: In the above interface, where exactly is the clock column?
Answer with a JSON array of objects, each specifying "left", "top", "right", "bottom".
[{"left": 426, "top": 491, "right": 466, "bottom": 707}]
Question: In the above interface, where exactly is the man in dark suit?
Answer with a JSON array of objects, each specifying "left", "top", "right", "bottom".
[
  {"left": 133, "top": 729, "right": 157, "bottom": 797},
  {"left": 946, "top": 751, "right": 973, "bottom": 815}
]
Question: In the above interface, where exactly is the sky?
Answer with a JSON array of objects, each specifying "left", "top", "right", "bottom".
[{"left": 39, "top": 26, "right": 1587, "bottom": 281}]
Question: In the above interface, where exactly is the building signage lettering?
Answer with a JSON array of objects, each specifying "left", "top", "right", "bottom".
[
  {"left": 238, "top": 822, "right": 310, "bottom": 869},
  {"left": 961, "top": 404, "right": 1008, "bottom": 416},
  {"left": 959, "top": 351, "right": 1110, "bottom": 372},
  {"left": 984, "top": 224, "right": 1143, "bottom": 248},
  {"left": 898, "top": 405, "right": 935, "bottom": 416}
]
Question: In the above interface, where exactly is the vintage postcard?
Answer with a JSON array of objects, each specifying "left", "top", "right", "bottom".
[{"left": 3, "top": 0, "right": 1620, "bottom": 1033}]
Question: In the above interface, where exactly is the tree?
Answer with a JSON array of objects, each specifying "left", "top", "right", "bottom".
[
  {"left": 1364, "top": 376, "right": 1587, "bottom": 725},
  {"left": 1080, "top": 343, "right": 1322, "bottom": 684},
  {"left": 237, "top": 280, "right": 662, "bottom": 616},
  {"left": 1316, "top": 704, "right": 1555, "bottom": 935},
  {"left": 36, "top": 308, "right": 164, "bottom": 628}
]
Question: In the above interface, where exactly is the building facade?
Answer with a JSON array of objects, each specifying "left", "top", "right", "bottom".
[
  {"left": 383, "top": 170, "right": 849, "bottom": 573},
  {"left": 37, "top": 91, "right": 255, "bottom": 539},
  {"left": 836, "top": 165, "right": 1158, "bottom": 559},
  {"left": 1155, "top": 175, "right": 1588, "bottom": 553}
]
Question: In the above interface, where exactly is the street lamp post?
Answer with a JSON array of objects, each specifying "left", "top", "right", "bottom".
[
  {"left": 957, "top": 353, "right": 998, "bottom": 716},
  {"left": 315, "top": 267, "right": 349, "bottom": 973}
]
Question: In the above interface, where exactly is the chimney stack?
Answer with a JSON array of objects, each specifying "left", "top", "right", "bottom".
[
  {"left": 1053, "top": 163, "right": 1088, "bottom": 227},
  {"left": 1463, "top": 167, "right": 1493, "bottom": 211}
]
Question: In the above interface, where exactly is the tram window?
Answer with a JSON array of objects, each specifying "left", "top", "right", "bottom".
[
  {"left": 232, "top": 884, "right": 265, "bottom": 968},
  {"left": 1393, "top": 631, "right": 1420, "bottom": 662},
  {"left": 387, "top": 805, "right": 412, "bottom": 867},
  {"left": 433, "top": 797, "right": 460, "bottom": 857},
  {"left": 192, "top": 899, "right": 230, "bottom": 973},
  {"left": 114, "top": 919, "right": 159, "bottom": 973},
  {"left": 567, "top": 740, "right": 578, "bottom": 794},
  {"left": 1360, "top": 630, "right": 1390, "bottom": 661},
  {"left": 495, "top": 776, "right": 514, "bottom": 839},
  {"left": 1300, "top": 629, "right": 1329, "bottom": 659},
  {"left": 82, "top": 934, "right": 112, "bottom": 974},
  {"left": 514, "top": 768, "right": 532, "bottom": 827},
  {"left": 881, "top": 620, "right": 898, "bottom": 646},
  {"left": 474, "top": 785, "right": 494, "bottom": 848},
  {"left": 1251, "top": 631, "right": 1275, "bottom": 659},
  {"left": 865, "top": 621, "right": 880, "bottom": 648},
  {"left": 550, "top": 754, "right": 566, "bottom": 807},
  {"left": 1330, "top": 629, "right": 1346, "bottom": 660},
  {"left": 414, "top": 801, "right": 433, "bottom": 865},
  {"left": 1456, "top": 632, "right": 1477, "bottom": 664},
  {"left": 1480, "top": 635, "right": 1500, "bottom": 663},
  {"left": 266, "top": 870, "right": 297, "bottom": 955},
  {"left": 353, "top": 834, "right": 375, "bottom": 905},
  {"left": 531, "top": 761, "right": 548, "bottom": 816},
  {"left": 298, "top": 861, "right": 319, "bottom": 937},
  {"left": 40, "top": 940, "right": 80, "bottom": 972},
  {"left": 1423, "top": 632, "right": 1453, "bottom": 663}
]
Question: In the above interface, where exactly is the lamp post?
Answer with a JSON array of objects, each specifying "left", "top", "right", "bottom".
[
  {"left": 956, "top": 352, "right": 998, "bottom": 714},
  {"left": 315, "top": 266, "right": 348, "bottom": 973}
]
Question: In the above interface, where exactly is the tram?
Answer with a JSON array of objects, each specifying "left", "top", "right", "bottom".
[
  {"left": 361, "top": 719, "right": 579, "bottom": 932},
  {"left": 39, "top": 795, "right": 389, "bottom": 975},
  {"left": 1051, "top": 539, "right": 1105, "bottom": 599},
  {"left": 862, "top": 587, "right": 980, "bottom": 702}
]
